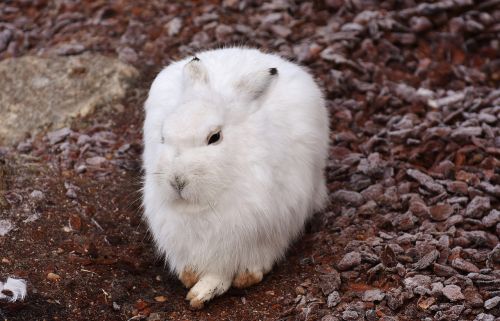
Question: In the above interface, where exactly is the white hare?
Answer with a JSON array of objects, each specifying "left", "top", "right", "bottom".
[{"left": 142, "top": 47, "right": 329, "bottom": 309}]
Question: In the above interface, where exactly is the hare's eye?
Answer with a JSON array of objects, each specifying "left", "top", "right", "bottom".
[{"left": 207, "top": 130, "right": 222, "bottom": 145}]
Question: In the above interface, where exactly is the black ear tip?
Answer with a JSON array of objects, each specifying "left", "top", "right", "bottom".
[
  {"left": 192, "top": 56, "right": 200, "bottom": 61},
  {"left": 269, "top": 68, "right": 278, "bottom": 75}
]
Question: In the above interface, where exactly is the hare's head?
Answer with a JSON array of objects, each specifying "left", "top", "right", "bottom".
[{"left": 146, "top": 57, "right": 278, "bottom": 211}]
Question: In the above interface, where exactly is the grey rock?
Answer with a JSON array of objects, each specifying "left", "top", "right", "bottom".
[
  {"left": 47, "top": 127, "right": 72, "bottom": 145},
  {"left": 482, "top": 210, "right": 500, "bottom": 227},
  {"left": 414, "top": 249, "right": 440, "bottom": 270},
  {"left": 394, "top": 211, "right": 417, "bottom": 231},
  {"left": 450, "top": 127, "right": 482, "bottom": 139},
  {"left": 474, "top": 313, "right": 495, "bottom": 321},
  {"left": 166, "top": 17, "right": 182, "bottom": 36},
  {"left": 86, "top": 156, "right": 107, "bottom": 166},
  {"left": 0, "top": 54, "right": 138, "bottom": 144},
  {"left": 16, "top": 141, "right": 32, "bottom": 153},
  {"left": 332, "top": 190, "right": 365, "bottom": 207},
  {"left": 404, "top": 274, "right": 431, "bottom": 291},
  {"left": 327, "top": 291, "right": 341, "bottom": 307},
  {"left": 270, "top": 25, "right": 291, "bottom": 38},
  {"left": 337, "top": 251, "right": 362, "bottom": 270},
  {"left": 410, "top": 16, "right": 432, "bottom": 32},
  {"left": 406, "top": 169, "right": 445, "bottom": 194},
  {"left": 430, "top": 282, "right": 444, "bottom": 296},
  {"left": 451, "top": 258, "right": 480, "bottom": 273},
  {"left": 29, "top": 190, "right": 45, "bottom": 201},
  {"left": 55, "top": 43, "right": 86, "bottom": 55},
  {"left": 465, "top": 196, "right": 491, "bottom": 218},
  {"left": 342, "top": 310, "right": 358, "bottom": 321},
  {"left": 117, "top": 46, "right": 138, "bottom": 64},
  {"left": 66, "top": 188, "right": 77, "bottom": 199},
  {"left": 0, "top": 29, "right": 13, "bottom": 52},
  {"left": 362, "top": 289, "right": 385, "bottom": 302},
  {"left": 430, "top": 203, "right": 454, "bottom": 221},
  {"left": 0, "top": 219, "right": 13, "bottom": 236},
  {"left": 484, "top": 296, "right": 500, "bottom": 309},
  {"left": 433, "top": 263, "right": 458, "bottom": 277},
  {"left": 319, "top": 269, "right": 342, "bottom": 295},
  {"left": 442, "top": 285, "right": 465, "bottom": 301}
]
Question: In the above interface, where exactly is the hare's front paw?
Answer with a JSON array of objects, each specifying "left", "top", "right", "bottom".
[
  {"left": 179, "top": 267, "right": 199, "bottom": 289},
  {"left": 232, "top": 269, "right": 264, "bottom": 289},
  {"left": 186, "top": 274, "right": 231, "bottom": 309}
]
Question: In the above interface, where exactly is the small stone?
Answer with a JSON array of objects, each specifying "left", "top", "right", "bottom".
[
  {"left": 362, "top": 289, "right": 385, "bottom": 302},
  {"left": 463, "top": 286, "right": 484, "bottom": 308},
  {"left": 327, "top": 291, "right": 341, "bottom": 307},
  {"left": 270, "top": 25, "right": 291, "bottom": 38},
  {"left": 331, "top": 190, "right": 365, "bottom": 207},
  {"left": 47, "top": 127, "right": 72, "bottom": 145},
  {"left": 456, "top": 170, "right": 479, "bottom": 185},
  {"left": 451, "top": 258, "right": 480, "bottom": 273},
  {"left": 86, "top": 156, "right": 107, "bottom": 166},
  {"left": 442, "top": 285, "right": 464, "bottom": 301},
  {"left": 430, "top": 282, "right": 444, "bottom": 296},
  {"left": 69, "top": 215, "right": 81, "bottom": 231},
  {"left": 465, "top": 196, "right": 491, "bottom": 218},
  {"left": 430, "top": 203, "right": 454, "bottom": 221},
  {"left": 117, "top": 47, "right": 138, "bottom": 64},
  {"left": 394, "top": 212, "right": 417, "bottom": 231},
  {"left": 482, "top": 209, "right": 499, "bottom": 227},
  {"left": 409, "top": 198, "right": 430, "bottom": 217},
  {"left": 47, "top": 272, "right": 61, "bottom": 282},
  {"left": 446, "top": 181, "right": 469, "bottom": 195},
  {"left": 406, "top": 169, "right": 445, "bottom": 194},
  {"left": 474, "top": 313, "right": 494, "bottom": 321},
  {"left": 414, "top": 249, "right": 440, "bottom": 270},
  {"left": 0, "top": 29, "right": 13, "bottom": 52},
  {"left": 410, "top": 16, "right": 432, "bottom": 32},
  {"left": 66, "top": 188, "right": 77, "bottom": 199},
  {"left": 0, "top": 219, "right": 13, "bottom": 236},
  {"left": 361, "top": 184, "right": 384, "bottom": 201},
  {"left": 337, "top": 251, "right": 362, "bottom": 271},
  {"left": 342, "top": 310, "right": 358, "bottom": 321},
  {"left": 451, "top": 127, "right": 482, "bottom": 139},
  {"left": 321, "top": 316, "right": 338, "bottom": 321},
  {"left": 154, "top": 296, "right": 167, "bottom": 303},
  {"left": 30, "top": 190, "right": 45, "bottom": 201},
  {"left": 112, "top": 301, "right": 121, "bottom": 311},
  {"left": 417, "top": 296, "right": 435, "bottom": 310},
  {"left": 16, "top": 142, "right": 32, "bottom": 153},
  {"left": 75, "top": 165, "right": 87, "bottom": 174},
  {"left": 166, "top": 17, "right": 182, "bottom": 36},
  {"left": 56, "top": 43, "right": 86, "bottom": 56},
  {"left": 484, "top": 296, "right": 500, "bottom": 309},
  {"left": 404, "top": 275, "right": 431, "bottom": 291},
  {"left": 433, "top": 263, "right": 458, "bottom": 277},
  {"left": 319, "top": 269, "right": 341, "bottom": 295}
]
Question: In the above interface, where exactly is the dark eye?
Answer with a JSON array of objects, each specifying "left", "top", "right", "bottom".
[
  {"left": 207, "top": 131, "right": 222, "bottom": 145},
  {"left": 161, "top": 136, "right": 165, "bottom": 144}
]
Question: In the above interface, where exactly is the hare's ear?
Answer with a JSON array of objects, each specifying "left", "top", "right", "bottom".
[
  {"left": 182, "top": 57, "right": 209, "bottom": 92},
  {"left": 236, "top": 68, "right": 278, "bottom": 103}
]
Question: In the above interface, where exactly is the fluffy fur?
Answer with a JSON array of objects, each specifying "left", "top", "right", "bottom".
[{"left": 143, "top": 47, "right": 330, "bottom": 308}]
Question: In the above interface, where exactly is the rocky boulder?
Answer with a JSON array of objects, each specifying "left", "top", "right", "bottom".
[{"left": 0, "top": 54, "right": 138, "bottom": 144}]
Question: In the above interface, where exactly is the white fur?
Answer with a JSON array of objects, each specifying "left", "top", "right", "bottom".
[
  {"left": 142, "top": 48, "right": 329, "bottom": 305},
  {"left": 0, "top": 277, "right": 27, "bottom": 302}
]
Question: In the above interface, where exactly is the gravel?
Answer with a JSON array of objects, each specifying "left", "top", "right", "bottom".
[{"left": 0, "top": 0, "right": 498, "bottom": 320}]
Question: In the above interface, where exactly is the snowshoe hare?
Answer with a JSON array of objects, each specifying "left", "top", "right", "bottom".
[{"left": 143, "top": 47, "right": 329, "bottom": 309}]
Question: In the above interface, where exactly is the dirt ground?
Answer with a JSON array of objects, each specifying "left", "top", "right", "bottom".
[{"left": 0, "top": 1, "right": 499, "bottom": 321}]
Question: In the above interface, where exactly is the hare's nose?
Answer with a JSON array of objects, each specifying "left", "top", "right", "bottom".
[{"left": 170, "top": 175, "right": 187, "bottom": 192}]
